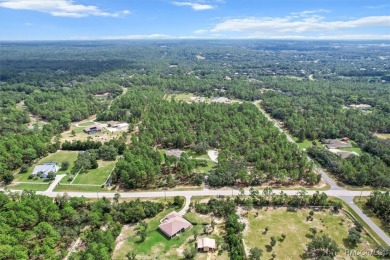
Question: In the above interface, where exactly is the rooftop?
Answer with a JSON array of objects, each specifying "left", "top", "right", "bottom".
[
  {"left": 197, "top": 237, "right": 216, "bottom": 249},
  {"left": 158, "top": 211, "right": 192, "bottom": 238},
  {"left": 165, "top": 149, "right": 185, "bottom": 158}
]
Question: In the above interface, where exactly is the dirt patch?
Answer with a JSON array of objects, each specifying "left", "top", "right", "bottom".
[{"left": 207, "top": 150, "right": 218, "bottom": 163}]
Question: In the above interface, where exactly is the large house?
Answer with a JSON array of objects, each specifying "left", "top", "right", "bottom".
[
  {"left": 158, "top": 211, "right": 192, "bottom": 238},
  {"left": 197, "top": 237, "right": 216, "bottom": 252},
  {"left": 31, "top": 162, "right": 59, "bottom": 178},
  {"left": 322, "top": 139, "right": 352, "bottom": 149},
  {"left": 84, "top": 125, "right": 102, "bottom": 134}
]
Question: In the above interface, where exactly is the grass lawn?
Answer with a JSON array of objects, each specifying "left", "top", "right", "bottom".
[
  {"left": 112, "top": 209, "right": 202, "bottom": 260},
  {"left": 14, "top": 150, "right": 79, "bottom": 182},
  {"left": 243, "top": 207, "right": 378, "bottom": 260},
  {"left": 164, "top": 93, "right": 195, "bottom": 102},
  {"left": 78, "top": 121, "right": 94, "bottom": 127},
  {"left": 7, "top": 183, "right": 50, "bottom": 191},
  {"left": 194, "top": 160, "right": 215, "bottom": 173},
  {"left": 293, "top": 138, "right": 323, "bottom": 150},
  {"left": 353, "top": 197, "right": 390, "bottom": 237},
  {"left": 338, "top": 146, "right": 363, "bottom": 154},
  {"left": 53, "top": 184, "right": 112, "bottom": 192},
  {"left": 374, "top": 133, "right": 390, "bottom": 139},
  {"left": 72, "top": 160, "right": 115, "bottom": 185}
]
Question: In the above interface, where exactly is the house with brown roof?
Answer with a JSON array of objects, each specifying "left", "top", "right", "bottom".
[
  {"left": 158, "top": 211, "right": 192, "bottom": 238},
  {"left": 84, "top": 125, "right": 102, "bottom": 134},
  {"left": 197, "top": 237, "right": 216, "bottom": 252}
]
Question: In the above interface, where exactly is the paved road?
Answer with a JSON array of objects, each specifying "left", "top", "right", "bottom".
[
  {"left": 341, "top": 196, "right": 390, "bottom": 246},
  {"left": 178, "top": 195, "right": 192, "bottom": 216},
  {"left": 46, "top": 174, "right": 66, "bottom": 192},
  {"left": 253, "top": 101, "right": 342, "bottom": 190}
]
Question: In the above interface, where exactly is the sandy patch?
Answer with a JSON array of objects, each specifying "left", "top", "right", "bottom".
[{"left": 207, "top": 150, "right": 218, "bottom": 163}]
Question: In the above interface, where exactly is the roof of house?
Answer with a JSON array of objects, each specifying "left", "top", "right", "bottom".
[
  {"left": 323, "top": 139, "right": 352, "bottom": 149},
  {"left": 84, "top": 124, "right": 102, "bottom": 132},
  {"left": 165, "top": 149, "right": 184, "bottom": 158},
  {"left": 197, "top": 237, "right": 216, "bottom": 249},
  {"left": 32, "top": 162, "right": 58, "bottom": 176},
  {"left": 211, "top": 97, "right": 230, "bottom": 103},
  {"left": 158, "top": 211, "right": 192, "bottom": 237}
]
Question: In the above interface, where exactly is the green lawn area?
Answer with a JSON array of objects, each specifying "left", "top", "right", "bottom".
[
  {"left": 194, "top": 160, "right": 215, "bottom": 173},
  {"left": 53, "top": 184, "right": 112, "bottom": 192},
  {"left": 7, "top": 183, "right": 50, "bottom": 191},
  {"left": 78, "top": 121, "right": 94, "bottom": 127},
  {"left": 293, "top": 138, "right": 323, "bottom": 150},
  {"left": 338, "top": 147, "right": 363, "bottom": 154},
  {"left": 353, "top": 197, "right": 390, "bottom": 237},
  {"left": 244, "top": 207, "right": 378, "bottom": 260},
  {"left": 15, "top": 150, "right": 79, "bottom": 182},
  {"left": 71, "top": 160, "right": 115, "bottom": 185},
  {"left": 164, "top": 93, "right": 195, "bottom": 102},
  {"left": 112, "top": 209, "right": 202, "bottom": 260}
]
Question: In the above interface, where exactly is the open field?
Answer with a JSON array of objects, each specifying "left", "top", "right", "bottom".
[
  {"left": 71, "top": 160, "right": 115, "bottom": 185},
  {"left": 353, "top": 197, "right": 390, "bottom": 237},
  {"left": 164, "top": 93, "right": 195, "bottom": 102},
  {"left": 6, "top": 183, "right": 50, "bottom": 191},
  {"left": 243, "top": 207, "right": 378, "bottom": 260},
  {"left": 374, "top": 133, "right": 390, "bottom": 139},
  {"left": 14, "top": 150, "right": 79, "bottom": 182},
  {"left": 194, "top": 160, "right": 215, "bottom": 173},
  {"left": 338, "top": 146, "right": 363, "bottom": 154},
  {"left": 293, "top": 138, "right": 324, "bottom": 150}
]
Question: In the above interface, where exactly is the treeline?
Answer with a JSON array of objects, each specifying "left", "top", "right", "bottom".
[
  {"left": 0, "top": 191, "right": 163, "bottom": 260},
  {"left": 366, "top": 191, "right": 390, "bottom": 224},
  {"left": 307, "top": 146, "right": 390, "bottom": 187}
]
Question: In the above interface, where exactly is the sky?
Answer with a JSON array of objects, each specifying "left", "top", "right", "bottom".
[{"left": 0, "top": 0, "right": 389, "bottom": 40}]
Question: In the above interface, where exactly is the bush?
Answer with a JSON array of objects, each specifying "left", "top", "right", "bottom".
[
  {"left": 61, "top": 161, "right": 70, "bottom": 171},
  {"left": 347, "top": 228, "right": 361, "bottom": 247},
  {"left": 172, "top": 196, "right": 185, "bottom": 209},
  {"left": 19, "top": 164, "right": 29, "bottom": 173}
]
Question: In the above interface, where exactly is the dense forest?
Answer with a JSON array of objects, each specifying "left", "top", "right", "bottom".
[
  {"left": 99, "top": 87, "right": 317, "bottom": 188},
  {"left": 0, "top": 191, "right": 163, "bottom": 260},
  {"left": 366, "top": 191, "right": 390, "bottom": 224},
  {"left": 0, "top": 40, "right": 389, "bottom": 189},
  {"left": 260, "top": 77, "right": 390, "bottom": 187}
]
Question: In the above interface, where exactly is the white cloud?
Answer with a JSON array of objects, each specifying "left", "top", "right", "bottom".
[
  {"left": 194, "top": 29, "right": 208, "bottom": 34},
  {"left": 102, "top": 34, "right": 172, "bottom": 40},
  {"left": 0, "top": 0, "right": 130, "bottom": 17},
  {"left": 172, "top": 1, "right": 215, "bottom": 11},
  {"left": 210, "top": 15, "right": 390, "bottom": 34},
  {"left": 24, "top": 22, "right": 32, "bottom": 26}
]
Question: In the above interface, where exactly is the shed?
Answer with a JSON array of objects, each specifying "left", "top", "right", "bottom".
[{"left": 197, "top": 237, "right": 216, "bottom": 252}]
